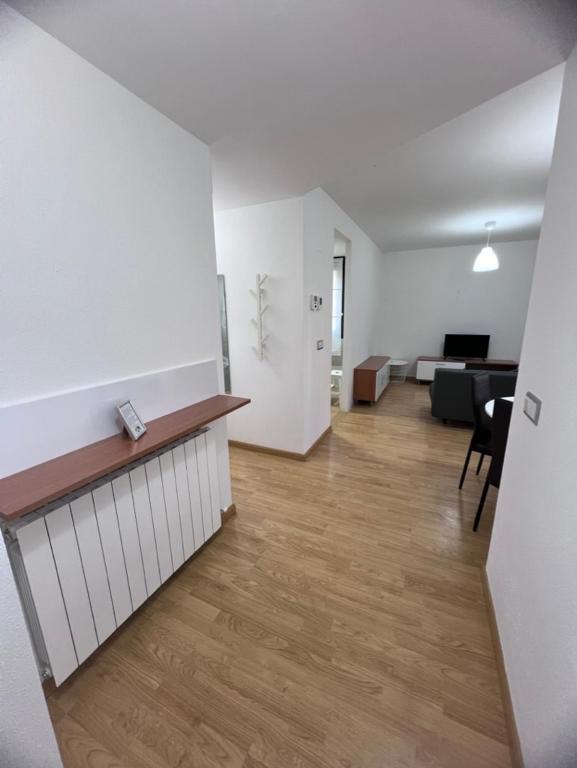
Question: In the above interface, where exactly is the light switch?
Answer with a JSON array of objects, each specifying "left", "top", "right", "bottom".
[
  {"left": 523, "top": 392, "right": 541, "bottom": 425},
  {"left": 316, "top": 340, "right": 324, "bottom": 350}
]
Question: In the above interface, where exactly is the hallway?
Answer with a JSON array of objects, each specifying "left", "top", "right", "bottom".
[{"left": 47, "top": 383, "right": 510, "bottom": 768}]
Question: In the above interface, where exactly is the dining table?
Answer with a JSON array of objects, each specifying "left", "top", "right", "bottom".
[{"left": 485, "top": 395, "right": 514, "bottom": 418}]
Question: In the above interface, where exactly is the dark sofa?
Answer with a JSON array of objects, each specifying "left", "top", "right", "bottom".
[{"left": 429, "top": 368, "right": 517, "bottom": 423}]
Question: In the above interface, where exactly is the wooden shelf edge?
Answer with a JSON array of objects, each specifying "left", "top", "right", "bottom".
[
  {"left": 354, "top": 355, "right": 391, "bottom": 372},
  {"left": 0, "top": 394, "right": 250, "bottom": 522}
]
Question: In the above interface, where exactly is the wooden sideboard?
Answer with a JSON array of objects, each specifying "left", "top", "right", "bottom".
[
  {"left": 416, "top": 356, "right": 518, "bottom": 383},
  {"left": 353, "top": 356, "right": 391, "bottom": 404}
]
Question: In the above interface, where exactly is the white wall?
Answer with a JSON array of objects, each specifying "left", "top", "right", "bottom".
[
  {"left": 0, "top": 1, "right": 233, "bottom": 501},
  {"left": 302, "top": 189, "right": 382, "bottom": 439},
  {"left": 0, "top": 360, "right": 221, "bottom": 476},
  {"left": 0, "top": 2, "right": 221, "bottom": 403},
  {"left": 0, "top": 5, "right": 230, "bottom": 763},
  {"left": 215, "top": 198, "right": 305, "bottom": 453},
  {"left": 372, "top": 241, "right": 537, "bottom": 374},
  {"left": 487, "top": 44, "right": 577, "bottom": 768}
]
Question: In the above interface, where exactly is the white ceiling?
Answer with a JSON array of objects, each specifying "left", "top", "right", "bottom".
[
  {"left": 325, "top": 65, "right": 564, "bottom": 251},
  {"left": 7, "top": 0, "right": 577, "bottom": 249}
]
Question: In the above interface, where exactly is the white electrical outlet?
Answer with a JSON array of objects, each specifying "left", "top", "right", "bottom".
[{"left": 523, "top": 392, "right": 541, "bottom": 425}]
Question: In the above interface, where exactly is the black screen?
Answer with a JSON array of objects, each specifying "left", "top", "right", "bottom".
[{"left": 443, "top": 334, "right": 490, "bottom": 359}]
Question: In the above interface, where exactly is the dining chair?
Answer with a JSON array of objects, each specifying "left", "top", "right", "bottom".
[
  {"left": 473, "top": 397, "right": 513, "bottom": 531},
  {"left": 458, "top": 373, "right": 492, "bottom": 489}
]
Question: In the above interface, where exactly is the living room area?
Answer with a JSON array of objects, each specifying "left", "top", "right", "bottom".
[
  {"left": 216, "top": 58, "right": 552, "bottom": 462},
  {"left": 345, "top": 205, "right": 538, "bottom": 535},
  {"left": 352, "top": 231, "right": 535, "bottom": 533},
  {"left": 339, "top": 68, "right": 550, "bottom": 539}
]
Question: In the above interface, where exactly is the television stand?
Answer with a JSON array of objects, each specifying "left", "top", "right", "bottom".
[{"left": 416, "top": 356, "right": 518, "bottom": 383}]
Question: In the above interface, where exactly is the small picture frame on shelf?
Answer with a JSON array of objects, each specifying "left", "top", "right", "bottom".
[{"left": 117, "top": 400, "right": 147, "bottom": 441}]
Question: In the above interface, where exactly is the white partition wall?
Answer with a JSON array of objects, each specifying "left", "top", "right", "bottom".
[
  {"left": 215, "top": 188, "right": 383, "bottom": 455},
  {"left": 486, "top": 43, "right": 577, "bottom": 768}
]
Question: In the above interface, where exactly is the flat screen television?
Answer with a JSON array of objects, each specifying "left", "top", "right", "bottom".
[{"left": 443, "top": 334, "right": 490, "bottom": 359}]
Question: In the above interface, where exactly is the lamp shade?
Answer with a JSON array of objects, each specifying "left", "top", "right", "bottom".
[{"left": 473, "top": 245, "right": 499, "bottom": 272}]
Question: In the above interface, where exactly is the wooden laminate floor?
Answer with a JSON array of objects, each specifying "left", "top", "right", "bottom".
[{"left": 47, "top": 382, "right": 511, "bottom": 768}]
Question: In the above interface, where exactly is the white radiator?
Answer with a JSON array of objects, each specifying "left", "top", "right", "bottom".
[{"left": 9, "top": 428, "right": 221, "bottom": 686}]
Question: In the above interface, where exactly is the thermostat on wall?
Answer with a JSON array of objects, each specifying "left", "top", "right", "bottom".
[
  {"left": 117, "top": 400, "right": 147, "bottom": 440},
  {"left": 310, "top": 294, "right": 323, "bottom": 311}
]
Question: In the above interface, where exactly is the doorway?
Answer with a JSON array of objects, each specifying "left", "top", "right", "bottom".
[{"left": 331, "top": 231, "right": 349, "bottom": 413}]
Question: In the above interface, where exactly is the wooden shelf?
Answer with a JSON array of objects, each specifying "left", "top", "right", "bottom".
[
  {"left": 417, "top": 356, "right": 518, "bottom": 371},
  {"left": 0, "top": 394, "right": 250, "bottom": 522},
  {"left": 354, "top": 356, "right": 391, "bottom": 372}
]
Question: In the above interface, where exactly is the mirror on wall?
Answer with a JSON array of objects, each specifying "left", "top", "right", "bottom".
[
  {"left": 217, "top": 275, "right": 231, "bottom": 393},
  {"left": 332, "top": 255, "right": 345, "bottom": 363}
]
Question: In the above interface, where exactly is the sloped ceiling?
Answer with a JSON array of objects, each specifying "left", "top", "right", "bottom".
[
  {"left": 325, "top": 65, "right": 564, "bottom": 251},
  {"left": 6, "top": 0, "right": 577, "bottom": 248}
]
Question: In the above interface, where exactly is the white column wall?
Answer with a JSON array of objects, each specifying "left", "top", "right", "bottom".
[
  {"left": 215, "top": 198, "right": 306, "bottom": 453},
  {"left": 487, "top": 42, "right": 577, "bottom": 768}
]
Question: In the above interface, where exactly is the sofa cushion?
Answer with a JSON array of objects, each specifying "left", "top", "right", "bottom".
[{"left": 430, "top": 368, "right": 517, "bottom": 423}]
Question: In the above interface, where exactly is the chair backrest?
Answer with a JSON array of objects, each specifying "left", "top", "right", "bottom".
[
  {"left": 490, "top": 371, "right": 517, "bottom": 399},
  {"left": 489, "top": 398, "right": 513, "bottom": 488},
  {"left": 471, "top": 373, "right": 492, "bottom": 432}
]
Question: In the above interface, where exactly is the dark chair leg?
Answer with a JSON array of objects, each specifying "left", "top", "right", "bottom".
[
  {"left": 476, "top": 452, "right": 485, "bottom": 475},
  {"left": 458, "top": 438, "right": 474, "bottom": 489},
  {"left": 473, "top": 474, "right": 491, "bottom": 531}
]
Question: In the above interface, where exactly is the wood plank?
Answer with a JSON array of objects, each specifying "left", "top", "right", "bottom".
[
  {"left": 354, "top": 355, "right": 391, "bottom": 371},
  {"left": 0, "top": 394, "right": 250, "bottom": 521}
]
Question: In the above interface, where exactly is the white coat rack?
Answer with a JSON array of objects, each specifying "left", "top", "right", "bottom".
[{"left": 250, "top": 273, "right": 269, "bottom": 360}]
